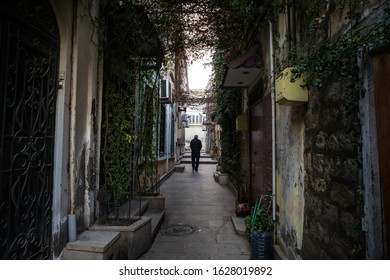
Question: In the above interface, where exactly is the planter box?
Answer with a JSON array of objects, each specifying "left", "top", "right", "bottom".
[
  {"left": 63, "top": 230, "right": 121, "bottom": 260},
  {"left": 213, "top": 171, "right": 219, "bottom": 182},
  {"left": 218, "top": 173, "right": 229, "bottom": 185},
  {"left": 250, "top": 230, "right": 273, "bottom": 260},
  {"left": 275, "top": 67, "right": 308, "bottom": 106},
  {"left": 90, "top": 216, "right": 152, "bottom": 260},
  {"left": 135, "top": 194, "right": 165, "bottom": 210}
]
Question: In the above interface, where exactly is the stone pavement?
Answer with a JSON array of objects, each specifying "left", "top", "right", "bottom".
[{"left": 139, "top": 163, "right": 250, "bottom": 260}]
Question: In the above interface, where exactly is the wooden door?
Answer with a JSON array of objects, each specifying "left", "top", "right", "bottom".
[
  {"left": 373, "top": 52, "right": 390, "bottom": 255},
  {"left": 249, "top": 94, "right": 272, "bottom": 206}
]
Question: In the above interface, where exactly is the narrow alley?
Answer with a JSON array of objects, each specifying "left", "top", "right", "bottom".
[
  {"left": 139, "top": 156, "right": 250, "bottom": 260},
  {"left": 1, "top": 0, "right": 390, "bottom": 262}
]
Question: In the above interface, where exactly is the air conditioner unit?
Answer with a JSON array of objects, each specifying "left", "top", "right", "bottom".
[
  {"left": 160, "top": 79, "right": 173, "bottom": 104},
  {"left": 275, "top": 67, "right": 308, "bottom": 106}
]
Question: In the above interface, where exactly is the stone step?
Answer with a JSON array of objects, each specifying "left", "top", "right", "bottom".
[
  {"left": 90, "top": 217, "right": 152, "bottom": 260},
  {"left": 174, "top": 164, "right": 185, "bottom": 172},
  {"left": 182, "top": 153, "right": 216, "bottom": 159},
  {"left": 63, "top": 230, "right": 121, "bottom": 260},
  {"left": 181, "top": 158, "right": 218, "bottom": 164},
  {"left": 142, "top": 208, "right": 165, "bottom": 239},
  {"left": 231, "top": 215, "right": 247, "bottom": 236}
]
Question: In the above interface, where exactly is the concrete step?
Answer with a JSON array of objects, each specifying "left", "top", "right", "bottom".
[
  {"left": 181, "top": 154, "right": 218, "bottom": 164},
  {"left": 182, "top": 153, "right": 216, "bottom": 159},
  {"left": 231, "top": 215, "right": 247, "bottom": 236},
  {"left": 143, "top": 209, "right": 165, "bottom": 239},
  {"left": 89, "top": 216, "right": 153, "bottom": 260},
  {"left": 63, "top": 230, "right": 121, "bottom": 260},
  {"left": 174, "top": 164, "right": 185, "bottom": 172},
  {"left": 181, "top": 158, "right": 218, "bottom": 164}
]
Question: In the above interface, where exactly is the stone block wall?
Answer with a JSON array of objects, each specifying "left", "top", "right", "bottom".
[{"left": 302, "top": 80, "right": 365, "bottom": 259}]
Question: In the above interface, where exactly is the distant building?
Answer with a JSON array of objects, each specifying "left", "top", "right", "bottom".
[{"left": 184, "top": 90, "right": 207, "bottom": 151}]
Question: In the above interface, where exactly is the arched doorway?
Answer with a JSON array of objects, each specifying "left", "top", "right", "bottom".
[{"left": 0, "top": 0, "right": 59, "bottom": 259}]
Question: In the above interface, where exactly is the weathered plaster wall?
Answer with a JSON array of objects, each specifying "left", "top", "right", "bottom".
[
  {"left": 274, "top": 8, "right": 306, "bottom": 260},
  {"left": 276, "top": 105, "right": 306, "bottom": 260},
  {"left": 72, "top": 1, "right": 100, "bottom": 230},
  {"left": 299, "top": 0, "right": 389, "bottom": 260},
  {"left": 51, "top": 0, "right": 73, "bottom": 258},
  {"left": 50, "top": 0, "right": 102, "bottom": 257},
  {"left": 276, "top": 0, "right": 386, "bottom": 259}
]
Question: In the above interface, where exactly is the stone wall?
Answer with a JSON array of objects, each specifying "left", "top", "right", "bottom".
[{"left": 302, "top": 80, "right": 365, "bottom": 259}]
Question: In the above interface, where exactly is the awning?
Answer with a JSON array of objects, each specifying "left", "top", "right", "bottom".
[{"left": 223, "top": 45, "right": 262, "bottom": 88}]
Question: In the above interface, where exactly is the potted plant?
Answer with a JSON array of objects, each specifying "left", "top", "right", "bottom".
[{"left": 245, "top": 207, "right": 274, "bottom": 260}]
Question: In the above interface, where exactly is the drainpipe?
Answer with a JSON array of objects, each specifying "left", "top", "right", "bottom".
[
  {"left": 68, "top": 0, "right": 78, "bottom": 242},
  {"left": 269, "top": 21, "right": 276, "bottom": 221},
  {"left": 165, "top": 108, "right": 169, "bottom": 173}
]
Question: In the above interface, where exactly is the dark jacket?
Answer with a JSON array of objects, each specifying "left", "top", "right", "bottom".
[{"left": 190, "top": 138, "right": 202, "bottom": 154}]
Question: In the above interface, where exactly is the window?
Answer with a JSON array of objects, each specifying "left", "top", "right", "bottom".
[{"left": 161, "top": 80, "right": 167, "bottom": 98}]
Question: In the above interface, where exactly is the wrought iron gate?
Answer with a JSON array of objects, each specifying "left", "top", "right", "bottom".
[{"left": 0, "top": 0, "right": 59, "bottom": 259}]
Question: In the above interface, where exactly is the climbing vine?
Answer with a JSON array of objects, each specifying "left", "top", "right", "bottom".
[
  {"left": 98, "top": 1, "right": 162, "bottom": 222},
  {"left": 276, "top": 1, "right": 390, "bottom": 95},
  {"left": 101, "top": 73, "right": 136, "bottom": 215},
  {"left": 211, "top": 49, "right": 244, "bottom": 196},
  {"left": 89, "top": 0, "right": 390, "bottom": 222}
]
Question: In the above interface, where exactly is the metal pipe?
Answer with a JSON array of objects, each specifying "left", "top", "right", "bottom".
[
  {"left": 269, "top": 21, "right": 276, "bottom": 221},
  {"left": 67, "top": 213, "right": 77, "bottom": 242},
  {"left": 69, "top": 0, "right": 78, "bottom": 215}
]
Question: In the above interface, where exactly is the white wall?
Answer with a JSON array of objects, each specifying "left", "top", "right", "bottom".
[
  {"left": 50, "top": 0, "right": 102, "bottom": 258},
  {"left": 185, "top": 125, "right": 206, "bottom": 152},
  {"left": 184, "top": 105, "right": 206, "bottom": 151}
]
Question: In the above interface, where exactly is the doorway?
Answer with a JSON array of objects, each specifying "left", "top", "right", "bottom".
[
  {"left": 0, "top": 0, "right": 59, "bottom": 259},
  {"left": 249, "top": 94, "right": 272, "bottom": 206},
  {"left": 373, "top": 52, "right": 390, "bottom": 256}
]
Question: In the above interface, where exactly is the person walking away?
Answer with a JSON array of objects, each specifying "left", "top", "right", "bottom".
[{"left": 190, "top": 135, "right": 202, "bottom": 171}]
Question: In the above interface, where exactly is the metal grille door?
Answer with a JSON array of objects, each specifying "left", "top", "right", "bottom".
[{"left": 0, "top": 0, "right": 59, "bottom": 259}]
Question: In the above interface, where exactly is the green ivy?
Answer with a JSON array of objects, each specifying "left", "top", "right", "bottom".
[
  {"left": 277, "top": 3, "right": 390, "bottom": 96},
  {"left": 101, "top": 78, "right": 136, "bottom": 212},
  {"left": 211, "top": 49, "right": 243, "bottom": 194},
  {"left": 98, "top": 2, "right": 162, "bottom": 221}
]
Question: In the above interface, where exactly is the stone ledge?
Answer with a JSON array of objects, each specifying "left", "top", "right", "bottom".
[
  {"left": 231, "top": 215, "right": 247, "bottom": 236},
  {"left": 174, "top": 165, "right": 185, "bottom": 172},
  {"left": 65, "top": 230, "right": 120, "bottom": 252},
  {"left": 90, "top": 216, "right": 152, "bottom": 260},
  {"left": 63, "top": 230, "right": 121, "bottom": 260}
]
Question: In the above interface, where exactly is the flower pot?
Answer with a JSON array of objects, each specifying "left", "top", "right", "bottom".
[
  {"left": 235, "top": 203, "right": 249, "bottom": 217},
  {"left": 250, "top": 230, "right": 273, "bottom": 260}
]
